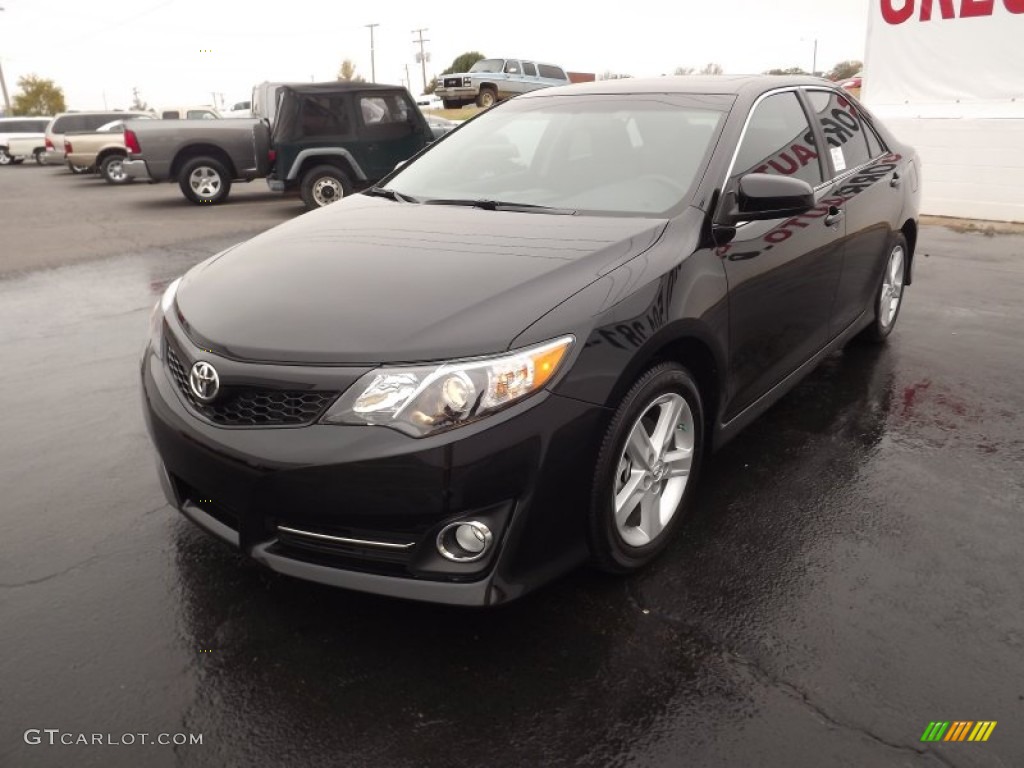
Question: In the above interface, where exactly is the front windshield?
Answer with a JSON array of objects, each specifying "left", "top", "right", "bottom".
[
  {"left": 469, "top": 59, "right": 505, "bottom": 74},
  {"left": 387, "top": 95, "right": 730, "bottom": 216}
]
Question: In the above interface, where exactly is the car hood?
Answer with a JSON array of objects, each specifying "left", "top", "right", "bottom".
[{"left": 176, "top": 196, "right": 667, "bottom": 364}]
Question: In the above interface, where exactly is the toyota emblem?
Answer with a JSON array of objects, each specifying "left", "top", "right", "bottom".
[{"left": 189, "top": 361, "right": 220, "bottom": 402}]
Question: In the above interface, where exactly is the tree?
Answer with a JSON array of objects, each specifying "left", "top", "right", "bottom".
[
  {"left": 700, "top": 62, "right": 724, "bottom": 75},
  {"left": 337, "top": 59, "right": 366, "bottom": 83},
  {"left": 826, "top": 60, "right": 862, "bottom": 81},
  {"left": 673, "top": 66, "right": 695, "bottom": 76},
  {"left": 599, "top": 71, "right": 633, "bottom": 80},
  {"left": 12, "top": 75, "right": 66, "bottom": 116},
  {"left": 764, "top": 66, "right": 808, "bottom": 75},
  {"left": 444, "top": 51, "right": 485, "bottom": 76}
]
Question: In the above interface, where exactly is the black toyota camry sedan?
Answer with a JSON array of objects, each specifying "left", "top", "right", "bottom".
[{"left": 142, "top": 76, "right": 920, "bottom": 605}]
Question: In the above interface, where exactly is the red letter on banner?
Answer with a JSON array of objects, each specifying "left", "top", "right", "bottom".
[
  {"left": 960, "top": 0, "right": 994, "bottom": 15},
  {"left": 920, "top": 0, "right": 956, "bottom": 19},
  {"left": 881, "top": 0, "right": 915, "bottom": 22},
  {"left": 1004, "top": 0, "right": 1024, "bottom": 13}
]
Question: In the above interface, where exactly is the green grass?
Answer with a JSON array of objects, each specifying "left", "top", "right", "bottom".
[{"left": 425, "top": 107, "right": 482, "bottom": 122}]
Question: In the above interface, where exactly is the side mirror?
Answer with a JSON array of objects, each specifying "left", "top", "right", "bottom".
[{"left": 725, "top": 173, "right": 815, "bottom": 223}]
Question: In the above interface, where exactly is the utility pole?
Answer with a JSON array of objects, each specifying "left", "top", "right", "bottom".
[
  {"left": 412, "top": 28, "right": 429, "bottom": 95},
  {"left": 0, "top": 7, "right": 8, "bottom": 114},
  {"left": 404, "top": 64, "right": 411, "bottom": 91},
  {"left": 812, "top": 39, "right": 818, "bottom": 76},
  {"left": 365, "top": 23, "right": 379, "bottom": 83}
]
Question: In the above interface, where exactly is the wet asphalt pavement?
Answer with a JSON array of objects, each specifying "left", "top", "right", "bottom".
[{"left": 2, "top": 166, "right": 1023, "bottom": 767}]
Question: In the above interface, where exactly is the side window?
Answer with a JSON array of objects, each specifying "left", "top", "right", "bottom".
[
  {"left": 503, "top": 60, "right": 521, "bottom": 75},
  {"left": 522, "top": 62, "right": 537, "bottom": 77},
  {"left": 161, "top": 111, "right": 178, "bottom": 119},
  {"left": 186, "top": 110, "right": 218, "bottom": 120},
  {"left": 730, "top": 91, "right": 823, "bottom": 189},
  {"left": 300, "top": 96, "right": 352, "bottom": 137},
  {"left": 358, "top": 94, "right": 413, "bottom": 138},
  {"left": 537, "top": 64, "right": 567, "bottom": 80},
  {"left": 806, "top": 90, "right": 872, "bottom": 174},
  {"left": 862, "top": 119, "right": 886, "bottom": 158}
]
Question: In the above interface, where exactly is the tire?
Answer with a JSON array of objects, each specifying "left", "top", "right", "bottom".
[
  {"left": 100, "top": 154, "right": 130, "bottom": 185},
  {"left": 299, "top": 164, "right": 352, "bottom": 210},
  {"left": 11, "top": 157, "right": 25, "bottom": 165},
  {"left": 33, "top": 149, "right": 45, "bottom": 165},
  {"left": 858, "top": 233, "right": 908, "bottom": 343},
  {"left": 442, "top": 99, "right": 459, "bottom": 110},
  {"left": 68, "top": 162, "right": 92, "bottom": 174},
  {"left": 178, "top": 156, "right": 232, "bottom": 205},
  {"left": 588, "top": 362, "right": 705, "bottom": 574},
  {"left": 0, "top": 148, "right": 11, "bottom": 166},
  {"left": 476, "top": 87, "right": 497, "bottom": 108}
]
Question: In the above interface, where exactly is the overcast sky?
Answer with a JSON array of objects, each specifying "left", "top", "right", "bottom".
[{"left": 0, "top": 0, "right": 869, "bottom": 111}]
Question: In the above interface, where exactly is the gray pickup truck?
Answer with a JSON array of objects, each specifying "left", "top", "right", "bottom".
[{"left": 122, "top": 119, "right": 272, "bottom": 204}]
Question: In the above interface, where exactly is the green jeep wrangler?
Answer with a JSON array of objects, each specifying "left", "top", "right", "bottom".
[{"left": 267, "top": 83, "right": 435, "bottom": 210}]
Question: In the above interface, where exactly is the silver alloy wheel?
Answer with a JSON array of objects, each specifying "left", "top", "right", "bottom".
[
  {"left": 0, "top": 150, "right": 11, "bottom": 165},
  {"left": 189, "top": 166, "right": 222, "bottom": 198},
  {"left": 106, "top": 158, "right": 127, "bottom": 182},
  {"left": 879, "top": 245, "right": 905, "bottom": 329},
  {"left": 613, "top": 392, "right": 695, "bottom": 547},
  {"left": 311, "top": 177, "right": 343, "bottom": 206}
]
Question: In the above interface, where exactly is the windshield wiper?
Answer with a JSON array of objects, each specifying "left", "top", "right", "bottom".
[
  {"left": 422, "top": 198, "right": 576, "bottom": 215},
  {"left": 364, "top": 186, "right": 419, "bottom": 203}
]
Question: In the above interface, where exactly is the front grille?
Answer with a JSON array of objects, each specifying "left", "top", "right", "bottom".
[
  {"left": 165, "top": 340, "right": 338, "bottom": 427},
  {"left": 443, "top": 77, "right": 462, "bottom": 88}
]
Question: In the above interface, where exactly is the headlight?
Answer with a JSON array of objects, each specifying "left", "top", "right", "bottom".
[
  {"left": 322, "top": 335, "right": 574, "bottom": 437},
  {"left": 148, "top": 277, "right": 181, "bottom": 351}
]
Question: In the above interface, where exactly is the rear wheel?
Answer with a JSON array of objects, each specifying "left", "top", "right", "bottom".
[
  {"left": 33, "top": 149, "right": 45, "bottom": 165},
  {"left": 588, "top": 363, "right": 705, "bottom": 574},
  {"left": 299, "top": 164, "right": 352, "bottom": 210},
  {"left": 178, "top": 156, "right": 232, "bottom": 204},
  {"left": 68, "top": 162, "right": 92, "bottom": 174},
  {"left": 859, "top": 234, "right": 908, "bottom": 343},
  {"left": 100, "top": 154, "right": 130, "bottom": 184}
]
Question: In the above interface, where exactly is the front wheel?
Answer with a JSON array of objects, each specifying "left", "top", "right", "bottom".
[
  {"left": 588, "top": 363, "right": 705, "bottom": 574},
  {"left": 299, "top": 165, "right": 352, "bottom": 210},
  {"left": 476, "top": 88, "right": 497, "bottom": 108},
  {"left": 859, "top": 234, "right": 908, "bottom": 343},
  {"left": 178, "top": 157, "right": 232, "bottom": 204},
  {"left": 0, "top": 148, "right": 12, "bottom": 166},
  {"left": 100, "top": 154, "right": 130, "bottom": 184},
  {"left": 68, "top": 162, "right": 92, "bottom": 174}
]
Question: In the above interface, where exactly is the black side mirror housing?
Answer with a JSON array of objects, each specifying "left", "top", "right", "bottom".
[{"left": 725, "top": 173, "right": 816, "bottom": 224}]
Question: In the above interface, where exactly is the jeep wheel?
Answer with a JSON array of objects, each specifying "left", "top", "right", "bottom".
[
  {"left": 300, "top": 165, "right": 352, "bottom": 210},
  {"left": 100, "top": 154, "right": 130, "bottom": 185},
  {"left": 179, "top": 156, "right": 232, "bottom": 205},
  {"left": 476, "top": 88, "right": 498, "bottom": 108}
]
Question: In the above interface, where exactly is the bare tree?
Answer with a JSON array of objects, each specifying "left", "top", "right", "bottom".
[
  {"left": 337, "top": 59, "right": 366, "bottom": 83},
  {"left": 700, "top": 62, "right": 724, "bottom": 75},
  {"left": 673, "top": 66, "right": 695, "bottom": 76},
  {"left": 826, "top": 60, "right": 863, "bottom": 81}
]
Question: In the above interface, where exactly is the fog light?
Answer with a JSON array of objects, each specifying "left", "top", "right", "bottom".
[{"left": 436, "top": 521, "right": 493, "bottom": 563}]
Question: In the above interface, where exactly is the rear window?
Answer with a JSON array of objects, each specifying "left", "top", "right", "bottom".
[
  {"left": 52, "top": 113, "right": 142, "bottom": 134},
  {"left": 537, "top": 65, "right": 566, "bottom": 80}
]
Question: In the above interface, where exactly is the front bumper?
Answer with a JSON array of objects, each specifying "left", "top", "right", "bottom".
[
  {"left": 142, "top": 321, "right": 606, "bottom": 605},
  {"left": 435, "top": 87, "right": 478, "bottom": 102},
  {"left": 122, "top": 158, "right": 152, "bottom": 181}
]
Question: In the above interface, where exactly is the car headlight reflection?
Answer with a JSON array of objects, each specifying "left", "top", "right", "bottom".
[{"left": 322, "top": 335, "right": 574, "bottom": 437}]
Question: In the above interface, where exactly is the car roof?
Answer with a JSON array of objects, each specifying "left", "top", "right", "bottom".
[
  {"left": 281, "top": 82, "right": 407, "bottom": 96},
  {"left": 519, "top": 74, "right": 836, "bottom": 99}
]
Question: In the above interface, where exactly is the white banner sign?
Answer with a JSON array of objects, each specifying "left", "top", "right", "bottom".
[{"left": 864, "top": 0, "right": 1024, "bottom": 116}]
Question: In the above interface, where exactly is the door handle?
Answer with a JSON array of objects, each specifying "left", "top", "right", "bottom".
[
  {"left": 890, "top": 172, "right": 902, "bottom": 188},
  {"left": 824, "top": 206, "right": 844, "bottom": 227}
]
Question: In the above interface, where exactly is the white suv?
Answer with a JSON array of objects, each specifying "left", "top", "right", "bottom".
[{"left": 0, "top": 117, "right": 52, "bottom": 165}]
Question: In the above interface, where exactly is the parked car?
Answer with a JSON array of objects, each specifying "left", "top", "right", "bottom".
[
  {"left": 266, "top": 83, "right": 435, "bottom": 209},
  {"left": 415, "top": 94, "right": 443, "bottom": 109},
  {"left": 64, "top": 117, "right": 155, "bottom": 183},
  {"left": 43, "top": 111, "right": 151, "bottom": 172},
  {"left": 839, "top": 72, "right": 863, "bottom": 98},
  {"left": 156, "top": 106, "right": 220, "bottom": 120},
  {"left": 435, "top": 58, "right": 570, "bottom": 108},
  {"left": 141, "top": 76, "right": 920, "bottom": 605},
  {"left": 6, "top": 134, "right": 48, "bottom": 164},
  {"left": 224, "top": 100, "right": 252, "bottom": 118},
  {"left": 0, "top": 116, "right": 51, "bottom": 165}
]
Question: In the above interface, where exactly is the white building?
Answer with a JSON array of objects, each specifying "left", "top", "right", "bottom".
[{"left": 863, "top": 0, "right": 1024, "bottom": 222}]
